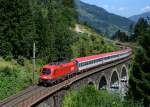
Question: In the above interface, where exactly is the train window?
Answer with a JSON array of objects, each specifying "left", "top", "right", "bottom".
[
  {"left": 92, "top": 60, "right": 94, "bottom": 64},
  {"left": 104, "top": 57, "right": 108, "bottom": 60},
  {"left": 42, "top": 68, "right": 51, "bottom": 75},
  {"left": 86, "top": 62, "right": 88, "bottom": 65},
  {"left": 96, "top": 59, "right": 99, "bottom": 62},
  {"left": 90, "top": 61, "right": 92, "bottom": 64},
  {"left": 89, "top": 60, "right": 91, "bottom": 63},
  {"left": 94, "top": 59, "right": 97, "bottom": 63},
  {"left": 99, "top": 58, "right": 102, "bottom": 61},
  {"left": 95, "top": 60, "right": 97, "bottom": 63},
  {"left": 95, "top": 59, "right": 97, "bottom": 63},
  {"left": 81, "top": 63, "right": 83, "bottom": 66},
  {"left": 83, "top": 62, "right": 86, "bottom": 66},
  {"left": 85, "top": 62, "right": 88, "bottom": 65},
  {"left": 93, "top": 60, "right": 95, "bottom": 63},
  {"left": 80, "top": 63, "right": 82, "bottom": 67},
  {"left": 89, "top": 61, "right": 91, "bottom": 64},
  {"left": 78, "top": 63, "right": 81, "bottom": 67}
]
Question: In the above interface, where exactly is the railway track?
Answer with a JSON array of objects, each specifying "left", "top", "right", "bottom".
[
  {"left": 0, "top": 86, "right": 43, "bottom": 107},
  {"left": 0, "top": 56, "right": 131, "bottom": 107}
]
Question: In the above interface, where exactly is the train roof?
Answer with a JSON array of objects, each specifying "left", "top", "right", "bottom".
[
  {"left": 42, "top": 64, "right": 58, "bottom": 69},
  {"left": 49, "top": 60, "right": 70, "bottom": 65},
  {"left": 75, "top": 49, "right": 129, "bottom": 63}
]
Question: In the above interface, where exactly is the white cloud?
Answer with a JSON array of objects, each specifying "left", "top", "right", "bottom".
[
  {"left": 102, "top": 4, "right": 109, "bottom": 8},
  {"left": 118, "top": 7, "right": 125, "bottom": 11},
  {"left": 102, "top": 5, "right": 116, "bottom": 10},
  {"left": 142, "top": 6, "right": 150, "bottom": 11}
]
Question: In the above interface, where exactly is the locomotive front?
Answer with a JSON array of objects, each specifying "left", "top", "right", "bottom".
[{"left": 39, "top": 64, "right": 56, "bottom": 86}]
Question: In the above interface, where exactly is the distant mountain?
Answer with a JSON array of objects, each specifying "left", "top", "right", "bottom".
[
  {"left": 129, "top": 11, "right": 150, "bottom": 22},
  {"left": 75, "top": 1, "right": 134, "bottom": 36}
]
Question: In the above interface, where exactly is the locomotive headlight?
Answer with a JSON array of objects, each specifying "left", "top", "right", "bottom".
[{"left": 43, "top": 76, "right": 48, "bottom": 79}]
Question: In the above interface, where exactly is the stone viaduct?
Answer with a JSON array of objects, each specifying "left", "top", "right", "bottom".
[{"left": 34, "top": 60, "right": 130, "bottom": 107}]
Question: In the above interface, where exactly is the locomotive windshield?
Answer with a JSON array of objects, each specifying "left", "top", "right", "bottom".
[{"left": 42, "top": 68, "right": 51, "bottom": 75}]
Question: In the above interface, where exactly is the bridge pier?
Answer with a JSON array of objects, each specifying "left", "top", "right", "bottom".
[{"left": 33, "top": 90, "right": 67, "bottom": 107}]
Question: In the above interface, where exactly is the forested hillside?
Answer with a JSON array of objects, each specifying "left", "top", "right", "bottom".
[
  {"left": 0, "top": 0, "right": 76, "bottom": 62},
  {"left": 0, "top": 0, "right": 119, "bottom": 100}
]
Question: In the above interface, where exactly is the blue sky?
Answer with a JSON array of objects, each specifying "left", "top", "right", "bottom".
[{"left": 81, "top": 0, "right": 150, "bottom": 17}]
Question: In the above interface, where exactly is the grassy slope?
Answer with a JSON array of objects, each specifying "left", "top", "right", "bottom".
[
  {"left": 0, "top": 58, "right": 40, "bottom": 100},
  {"left": 72, "top": 24, "right": 119, "bottom": 58}
]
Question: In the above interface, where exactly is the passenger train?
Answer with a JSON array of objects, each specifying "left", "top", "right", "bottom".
[{"left": 39, "top": 49, "right": 131, "bottom": 86}]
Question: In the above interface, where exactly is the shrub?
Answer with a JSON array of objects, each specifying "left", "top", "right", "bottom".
[
  {"left": 17, "top": 56, "right": 24, "bottom": 66},
  {"left": 62, "top": 86, "right": 143, "bottom": 107}
]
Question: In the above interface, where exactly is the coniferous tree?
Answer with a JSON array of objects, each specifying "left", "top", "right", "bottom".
[
  {"left": 0, "top": 0, "right": 36, "bottom": 58},
  {"left": 112, "top": 30, "right": 129, "bottom": 42},
  {"left": 32, "top": 0, "right": 56, "bottom": 62},
  {"left": 0, "top": 0, "right": 76, "bottom": 62},
  {"left": 129, "top": 18, "right": 150, "bottom": 107},
  {"left": 130, "top": 18, "right": 149, "bottom": 42},
  {"left": 32, "top": 0, "right": 75, "bottom": 62}
]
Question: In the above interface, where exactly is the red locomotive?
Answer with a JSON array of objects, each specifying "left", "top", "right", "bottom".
[
  {"left": 39, "top": 49, "right": 131, "bottom": 86},
  {"left": 39, "top": 61, "right": 78, "bottom": 86}
]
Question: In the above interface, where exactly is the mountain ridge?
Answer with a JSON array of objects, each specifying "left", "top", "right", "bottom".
[
  {"left": 76, "top": 0, "right": 134, "bottom": 36},
  {"left": 129, "top": 11, "right": 150, "bottom": 22}
]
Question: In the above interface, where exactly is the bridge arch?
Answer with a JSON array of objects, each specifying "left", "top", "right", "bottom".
[
  {"left": 88, "top": 78, "right": 96, "bottom": 86},
  {"left": 120, "top": 64, "right": 128, "bottom": 82},
  {"left": 109, "top": 68, "right": 120, "bottom": 92},
  {"left": 88, "top": 81, "right": 95, "bottom": 85},
  {"left": 98, "top": 75, "right": 108, "bottom": 90}
]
